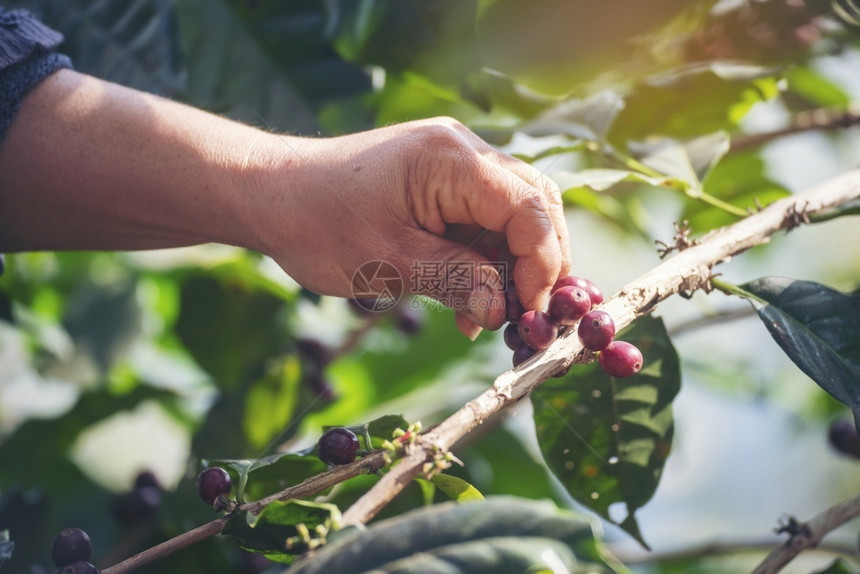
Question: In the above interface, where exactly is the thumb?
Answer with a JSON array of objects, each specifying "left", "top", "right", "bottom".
[{"left": 400, "top": 236, "right": 507, "bottom": 332}]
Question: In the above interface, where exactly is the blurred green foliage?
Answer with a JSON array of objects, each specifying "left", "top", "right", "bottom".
[{"left": 1, "top": 0, "right": 859, "bottom": 572}]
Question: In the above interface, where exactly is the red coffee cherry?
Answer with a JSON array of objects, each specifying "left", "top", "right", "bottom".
[
  {"left": 553, "top": 275, "right": 604, "bottom": 306},
  {"left": 548, "top": 286, "right": 591, "bottom": 326},
  {"left": 577, "top": 310, "right": 616, "bottom": 351},
  {"left": 517, "top": 311, "right": 558, "bottom": 350},
  {"left": 598, "top": 341, "right": 644, "bottom": 378}
]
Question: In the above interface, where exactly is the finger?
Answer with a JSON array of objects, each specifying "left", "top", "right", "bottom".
[
  {"left": 393, "top": 231, "right": 507, "bottom": 331},
  {"left": 449, "top": 124, "right": 572, "bottom": 279},
  {"left": 436, "top": 158, "right": 564, "bottom": 312},
  {"left": 455, "top": 311, "right": 483, "bottom": 341}
]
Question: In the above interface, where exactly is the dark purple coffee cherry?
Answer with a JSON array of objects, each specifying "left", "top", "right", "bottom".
[
  {"left": 196, "top": 467, "right": 232, "bottom": 506},
  {"left": 577, "top": 310, "right": 616, "bottom": 351},
  {"left": 503, "top": 322, "right": 524, "bottom": 351},
  {"left": 505, "top": 282, "right": 525, "bottom": 323},
  {"left": 51, "top": 528, "right": 92, "bottom": 568},
  {"left": 297, "top": 338, "right": 332, "bottom": 367},
  {"left": 305, "top": 371, "right": 337, "bottom": 402},
  {"left": 552, "top": 363, "right": 571, "bottom": 378},
  {"left": 548, "top": 286, "right": 591, "bottom": 326},
  {"left": 512, "top": 343, "right": 537, "bottom": 368},
  {"left": 599, "top": 341, "right": 643, "bottom": 378},
  {"left": 58, "top": 562, "right": 99, "bottom": 574},
  {"left": 348, "top": 298, "right": 383, "bottom": 316},
  {"left": 318, "top": 428, "right": 360, "bottom": 466},
  {"left": 517, "top": 310, "right": 557, "bottom": 350},
  {"left": 133, "top": 470, "right": 160, "bottom": 491},
  {"left": 828, "top": 420, "right": 860, "bottom": 459},
  {"left": 553, "top": 275, "right": 604, "bottom": 307},
  {"left": 112, "top": 486, "right": 161, "bottom": 525},
  {"left": 395, "top": 305, "right": 425, "bottom": 336}
]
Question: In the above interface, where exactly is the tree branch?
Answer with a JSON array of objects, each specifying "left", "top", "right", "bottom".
[
  {"left": 341, "top": 168, "right": 860, "bottom": 527},
  {"left": 100, "top": 452, "right": 388, "bottom": 574},
  {"left": 731, "top": 104, "right": 860, "bottom": 152},
  {"left": 752, "top": 493, "right": 860, "bottom": 574},
  {"left": 101, "top": 169, "right": 860, "bottom": 572}
]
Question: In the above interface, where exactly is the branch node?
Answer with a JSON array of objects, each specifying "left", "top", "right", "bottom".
[
  {"left": 655, "top": 220, "right": 696, "bottom": 259},
  {"left": 783, "top": 201, "right": 811, "bottom": 231}
]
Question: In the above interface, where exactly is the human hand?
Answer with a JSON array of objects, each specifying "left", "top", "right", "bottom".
[{"left": 254, "top": 117, "right": 571, "bottom": 338}]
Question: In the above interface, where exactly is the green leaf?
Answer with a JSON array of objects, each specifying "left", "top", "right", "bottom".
[
  {"left": 533, "top": 315, "right": 681, "bottom": 548},
  {"left": 176, "top": 0, "right": 321, "bottom": 132},
  {"left": 0, "top": 386, "right": 181, "bottom": 492},
  {"left": 223, "top": 499, "right": 340, "bottom": 564},
  {"left": 814, "top": 558, "right": 856, "bottom": 574},
  {"left": 630, "top": 131, "right": 730, "bottom": 186},
  {"left": 63, "top": 279, "right": 141, "bottom": 372},
  {"left": 25, "top": 0, "right": 184, "bottom": 95},
  {"left": 210, "top": 452, "right": 327, "bottom": 503},
  {"left": 289, "top": 496, "right": 612, "bottom": 574},
  {"left": 611, "top": 63, "right": 779, "bottom": 143},
  {"left": 685, "top": 151, "right": 790, "bottom": 232},
  {"left": 784, "top": 65, "right": 851, "bottom": 109},
  {"left": 365, "top": 414, "right": 411, "bottom": 448},
  {"left": 175, "top": 271, "right": 289, "bottom": 389},
  {"left": 427, "top": 474, "right": 485, "bottom": 502},
  {"left": 522, "top": 91, "right": 625, "bottom": 140},
  {"left": 738, "top": 277, "right": 860, "bottom": 426},
  {"left": 243, "top": 355, "right": 303, "bottom": 451},
  {"left": 556, "top": 169, "right": 671, "bottom": 192}
]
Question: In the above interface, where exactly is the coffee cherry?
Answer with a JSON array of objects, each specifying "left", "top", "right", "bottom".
[
  {"left": 51, "top": 528, "right": 92, "bottom": 568},
  {"left": 505, "top": 283, "right": 525, "bottom": 323},
  {"left": 58, "top": 562, "right": 99, "bottom": 574},
  {"left": 196, "top": 467, "right": 232, "bottom": 506},
  {"left": 318, "top": 428, "right": 360, "bottom": 466},
  {"left": 305, "top": 371, "right": 337, "bottom": 402},
  {"left": 112, "top": 486, "right": 161, "bottom": 525},
  {"left": 133, "top": 471, "right": 160, "bottom": 491},
  {"left": 577, "top": 310, "right": 616, "bottom": 351},
  {"left": 512, "top": 343, "right": 537, "bottom": 368},
  {"left": 829, "top": 420, "right": 860, "bottom": 459},
  {"left": 552, "top": 364, "right": 571, "bottom": 378},
  {"left": 297, "top": 338, "right": 332, "bottom": 368},
  {"left": 395, "top": 305, "right": 425, "bottom": 336},
  {"left": 503, "top": 322, "right": 524, "bottom": 351},
  {"left": 548, "top": 286, "right": 591, "bottom": 326},
  {"left": 599, "top": 341, "right": 643, "bottom": 378},
  {"left": 553, "top": 276, "right": 604, "bottom": 306},
  {"left": 517, "top": 310, "right": 557, "bottom": 350}
]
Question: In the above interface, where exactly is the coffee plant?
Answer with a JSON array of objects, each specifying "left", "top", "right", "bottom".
[{"left": 1, "top": 1, "right": 859, "bottom": 573}]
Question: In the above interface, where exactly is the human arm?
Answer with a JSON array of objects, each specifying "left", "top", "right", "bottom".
[{"left": 0, "top": 69, "right": 570, "bottom": 335}]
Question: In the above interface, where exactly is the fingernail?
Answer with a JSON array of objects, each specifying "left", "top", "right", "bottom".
[
  {"left": 464, "top": 283, "right": 493, "bottom": 327},
  {"left": 534, "top": 288, "right": 551, "bottom": 312},
  {"left": 465, "top": 323, "right": 483, "bottom": 341}
]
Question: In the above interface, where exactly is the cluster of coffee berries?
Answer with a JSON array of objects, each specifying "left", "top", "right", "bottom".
[
  {"left": 317, "top": 427, "right": 361, "bottom": 466},
  {"left": 196, "top": 466, "right": 233, "bottom": 510},
  {"left": 296, "top": 338, "right": 337, "bottom": 402},
  {"left": 111, "top": 470, "right": 161, "bottom": 526},
  {"left": 51, "top": 528, "right": 98, "bottom": 573},
  {"left": 504, "top": 275, "right": 643, "bottom": 378},
  {"left": 828, "top": 419, "right": 860, "bottom": 459}
]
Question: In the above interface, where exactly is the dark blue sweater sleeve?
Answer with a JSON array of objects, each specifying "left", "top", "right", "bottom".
[
  {"left": 0, "top": 7, "right": 73, "bottom": 277},
  {"left": 0, "top": 7, "right": 73, "bottom": 141}
]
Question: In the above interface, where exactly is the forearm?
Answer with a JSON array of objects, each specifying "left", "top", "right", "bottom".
[{"left": 0, "top": 69, "right": 292, "bottom": 253}]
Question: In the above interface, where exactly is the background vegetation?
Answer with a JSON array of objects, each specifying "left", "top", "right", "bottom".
[{"left": 1, "top": 1, "right": 859, "bottom": 572}]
